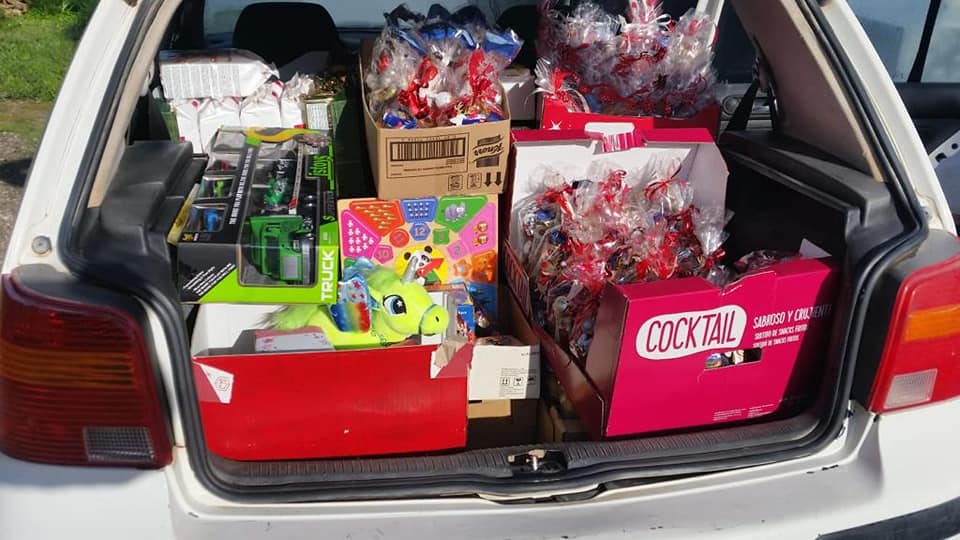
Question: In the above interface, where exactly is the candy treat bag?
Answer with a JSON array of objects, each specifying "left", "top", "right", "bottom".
[
  {"left": 365, "top": 3, "right": 522, "bottom": 129},
  {"left": 515, "top": 164, "right": 576, "bottom": 270},
  {"left": 516, "top": 160, "right": 733, "bottom": 360},
  {"left": 448, "top": 49, "right": 507, "bottom": 126},
  {"left": 537, "top": 0, "right": 718, "bottom": 119},
  {"left": 609, "top": 0, "right": 670, "bottom": 101},
  {"left": 534, "top": 58, "right": 591, "bottom": 114},
  {"left": 660, "top": 9, "right": 718, "bottom": 117},
  {"left": 546, "top": 242, "right": 609, "bottom": 356}
]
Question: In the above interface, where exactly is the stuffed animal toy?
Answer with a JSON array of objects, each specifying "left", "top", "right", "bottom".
[{"left": 269, "top": 258, "right": 449, "bottom": 349}]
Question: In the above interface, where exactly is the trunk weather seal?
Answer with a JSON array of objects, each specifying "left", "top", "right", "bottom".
[
  {"left": 791, "top": 0, "right": 930, "bottom": 425},
  {"left": 53, "top": 0, "right": 926, "bottom": 503}
]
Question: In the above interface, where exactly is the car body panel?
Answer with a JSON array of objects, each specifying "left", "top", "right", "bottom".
[
  {"left": 1, "top": 0, "right": 958, "bottom": 538},
  {"left": 1, "top": 0, "right": 140, "bottom": 275},
  {"left": 1, "top": 399, "right": 958, "bottom": 538},
  {"left": 821, "top": 0, "right": 956, "bottom": 234}
]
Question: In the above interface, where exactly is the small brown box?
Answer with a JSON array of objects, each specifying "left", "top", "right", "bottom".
[
  {"left": 359, "top": 41, "right": 511, "bottom": 200},
  {"left": 538, "top": 402, "right": 589, "bottom": 443},
  {"left": 467, "top": 399, "right": 538, "bottom": 449}
]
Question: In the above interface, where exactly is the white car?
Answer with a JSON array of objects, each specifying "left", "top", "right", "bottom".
[{"left": 1, "top": 0, "right": 959, "bottom": 538}]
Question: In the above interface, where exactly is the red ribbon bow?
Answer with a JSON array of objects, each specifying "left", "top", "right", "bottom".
[
  {"left": 397, "top": 57, "right": 438, "bottom": 120},
  {"left": 644, "top": 167, "right": 683, "bottom": 202}
]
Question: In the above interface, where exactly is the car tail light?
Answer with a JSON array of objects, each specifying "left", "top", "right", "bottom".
[
  {"left": 868, "top": 254, "right": 960, "bottom": 413},
  {"left": 0, "top": 274, "right": 171, "bottom": 467}
]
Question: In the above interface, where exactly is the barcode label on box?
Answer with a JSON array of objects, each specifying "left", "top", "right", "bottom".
[
  {"left": 386, "top": 135, "right": 469, "bottom": 179},
  {"left": 391, "top": 138, "right": 466, "bottom": 161}
]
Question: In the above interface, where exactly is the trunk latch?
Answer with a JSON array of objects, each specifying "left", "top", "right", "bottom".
[{"left": 508, "top": 449, "right": 567, "bottom": 475}]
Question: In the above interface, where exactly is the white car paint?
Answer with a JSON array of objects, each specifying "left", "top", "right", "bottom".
[
  {"left": 1, "top": 0, "right": 958, "bottom": 538},
  {"left": 0, "top": 1, "right": 139, "bottom": 275},
  {"left": 1, "top": 399, "right": 958, "bottom": 538}
]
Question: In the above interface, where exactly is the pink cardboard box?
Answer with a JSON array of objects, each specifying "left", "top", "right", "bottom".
[
  {"left": 584, "top": 257, "right": 839, "bottom": 436},
  {"left": 539, "top": 95, "right": 722, "bottom": 138},
  {"left": 504, "top": 127, "right": 840, "bottom": 437},
  {"left": 506, "top": 235, "right": 840, "bottom": 439}
]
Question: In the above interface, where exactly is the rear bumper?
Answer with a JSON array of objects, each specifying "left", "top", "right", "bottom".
[
  {"left": 822, "top": 495, "right": 960, "bottom": 540},
  {"left": 2, "top": 399, "right": 959, "bottom": 540}
]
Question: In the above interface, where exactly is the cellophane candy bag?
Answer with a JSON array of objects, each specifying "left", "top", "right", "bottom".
[
  {"left": 515, "top": 160, "right": 731, "bottom": 360},
  {"left": 537, "top": 0, "right": 718, "bottom": 119},
  {"left": 366, "top": 4, "right": 522, "bottom": 128}
]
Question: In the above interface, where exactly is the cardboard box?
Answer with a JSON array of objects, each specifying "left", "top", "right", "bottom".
[
  {"left": 539, "top": 94, "right": 722, "bottom": 138},
  {"left": 467, "top": 399, "right": 538, "bottom": 448},
  {"left": 173, "top": 128, "right": 339, "bottom": 304},
  {"left": 508, "top": 227, "right": 840, "bottom": 438},
  {"left": 253, "top": 327, "right": 334, "bottom": 353},
  {"left": 505, "top": 127, "right": 840, "bottom": 438},
  {"left": 190, "top": 303, "right": 470, "bottom": 460},
  {"left": 468, "top": 335, "right": 540, "bottom": 400},
  {"left": 503, "top": 67, "right": 537, "bottom": 122},
  {"left": 538, "top": 401, "right": 589, "bottom": 443},
  {"left": 506, "top": 127, "right": 729, "bottom": 285},
  {"left": 338, "top": 195, "right": 498, "bottom": 325},
  {"left": 359, "top": 43, "right": 511, "bottom": 199}
]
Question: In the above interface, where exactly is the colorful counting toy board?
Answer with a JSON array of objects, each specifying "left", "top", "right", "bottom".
[{"left": 338, "top": 195, "right": 498, "bottom": 323}]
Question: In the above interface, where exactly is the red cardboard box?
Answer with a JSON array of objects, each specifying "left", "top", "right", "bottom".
[
  {"left": 505, "top": 127, "right": 839, "bottom": 438},
  {"left": 539, "top": 95, "right": 722, "bottom": 138},
  {"left": 190, "top": 304, "right": 469, "bottom": 461}
]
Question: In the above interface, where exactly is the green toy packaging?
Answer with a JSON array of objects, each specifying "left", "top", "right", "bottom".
[{"left": 172, "top": 127, "right": 339, "bottom": 304}]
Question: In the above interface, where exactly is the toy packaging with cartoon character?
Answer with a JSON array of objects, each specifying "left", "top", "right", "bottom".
[
  {"left": 337, "top": 195, "right": 499, "bottom": 329},
  {"left": 171, "top": 127, "right": 340, "bottom": 304}
]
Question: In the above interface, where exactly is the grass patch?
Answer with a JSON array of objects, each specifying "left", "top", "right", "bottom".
[{"left": 0, "top": 2, "right": 94, "bottom": 101}]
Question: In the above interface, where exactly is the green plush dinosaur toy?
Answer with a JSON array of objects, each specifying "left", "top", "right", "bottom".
[{"left": 269, "top": 258, "right": 449, "bottom": 349}]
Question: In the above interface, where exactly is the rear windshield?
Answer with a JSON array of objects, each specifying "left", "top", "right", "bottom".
[
  {"left": 200, "top": 0, "right": 755, "bottom": 83},
  {"left": 848, "top": 0, "right": 960, "bottom": 82},
  {"left": 204, "top": 1, "right": 539, "bottom": 45}
]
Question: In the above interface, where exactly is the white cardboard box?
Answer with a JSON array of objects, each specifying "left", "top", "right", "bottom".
[
  {"left": 502, "top": 67, "right": 536, "bottom": 122},
  {"left": 468, "top": 335, "right": 540, "bottom": 400}
]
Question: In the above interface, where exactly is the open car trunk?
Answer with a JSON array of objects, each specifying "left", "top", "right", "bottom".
[
  {"left": 69, "top": 129, "right": 905, "bottom": 501},
  {"left": 64, "top": 0, "right": 920, "bottom": 502}
]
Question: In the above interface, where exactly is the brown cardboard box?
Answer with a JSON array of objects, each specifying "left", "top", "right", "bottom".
[
  {"left": 467, "top": 399, "right": 538, "bottom": 448},
  {"left": 359, "top": 42, "right": 511, "bottom": 200},
  {"left": 538, "top": 402, "right": 589, "bottom": 443}
]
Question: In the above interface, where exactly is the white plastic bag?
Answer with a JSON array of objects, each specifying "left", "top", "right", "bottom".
[
  {"left": 279, "top": 74, "right": 316, "bottom": 128},
  {"left": 198, "top": 97, "right": 242, "bottom": 153},
  {"left": 170, "top": 98, "right": 204, "bottom": 152},
  {"left": 240, "top": 80, "right": 284, "bottom": 128},
  {"left": 159, "top": 49, "right": 279, "bottom": 100}
]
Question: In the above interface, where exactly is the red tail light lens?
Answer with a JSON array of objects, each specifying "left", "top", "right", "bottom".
[
  {"left": 0, "top": 274, "right": 171, "bottom": 467},
  {"left": 868, "top": 254, "right": 960, "bottom": 413}
]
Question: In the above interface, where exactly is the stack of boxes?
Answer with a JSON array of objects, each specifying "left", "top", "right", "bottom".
[{"left": 165, "top": 2, "right": 843, "bottom": 463}]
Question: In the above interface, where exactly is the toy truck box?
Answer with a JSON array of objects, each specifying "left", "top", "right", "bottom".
[
  {"left": 173, "top": 127, "right": 339, "bottom": 304},
  {"left": 337, "top": 195, "right": 499, "bottom": 328}
]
